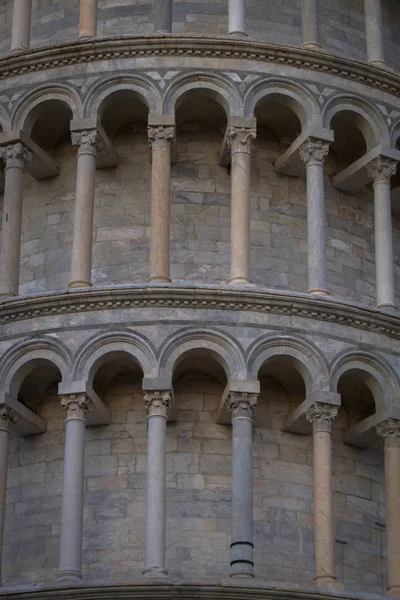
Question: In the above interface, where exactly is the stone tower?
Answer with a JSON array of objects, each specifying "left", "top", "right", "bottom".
[{"left": 0, "top": 1, "right": 400, "bottom": 599}]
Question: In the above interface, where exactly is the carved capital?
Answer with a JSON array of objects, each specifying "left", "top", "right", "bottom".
[
  {"left": 148, "top": 126, "right": 175, "bottom": 150},
  {"left": 227, "top": 127, "right": 257, "bottom": 155},
  {"left": 227, "top": 392, "right": 258, "bottom": 420},
  {"left": 299, "top": 138, "right": 330, "bottom": 165},
  {"left": 60, "top": 394, "right": 90, "bottom": 421},
  {"left": 377, "top": 418, "right": 400, "bottom": 446},
  {"left": 366, "top": 156, "right": 397, "bottom": 184},
  {"left": 0, "top": 142, "right": 32, "bottom": 168},
  {"left": 144, "top": 390, "right": 171, "bottom": 418},
  {"left": 71, "top": 129, "right": 104, "bottom": 155},
  {"left": 306, "top": 402, "right": 338, "bottom": 431},
  {"left": 0, "top": 404, "right": 18, "bottom": 433}
]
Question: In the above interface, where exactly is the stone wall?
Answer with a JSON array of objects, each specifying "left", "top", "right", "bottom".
[
  {"left": 13, "top": 121, "right": 399, "bottom": 307},
  {"left": 1, "top": 1, "right": 400, "bottom": 71},
  {"left": 3, "top": 371, "right": 387, "bottom": 592}
]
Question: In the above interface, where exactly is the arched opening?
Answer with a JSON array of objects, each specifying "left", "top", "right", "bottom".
[
  {"left": 10, "top": 358, "right": 62, "bottom": 414},
  {"left": 330, "top": 110, "right": 369, "bottom": 172},
  {"left": 255, "top": 95, "right": 303, "bottom": 153},
  {"left": 335, "top": 368, "right": 381, "bottom": 430},
  {"left": 91, "top": 350, "right": 144, "bottom": 399},
  {"left": 24, "top": 99, "right": 73, "bottom": 154},
  {"left": 172, "top": 89, "right": 228, "bottom": 282}
]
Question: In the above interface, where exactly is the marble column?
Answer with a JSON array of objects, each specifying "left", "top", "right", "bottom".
[
  {"left": 228, "top": 0, "right": 247, "bottom": 37},
  {"left": 301, "top": 0, "right": 321, "bottom": 50},
  {"left": 79, "top": 0, "right": 98, "bottom": 39},
  {"left": 306, "top": 403, "right": 340, "bottom": 589},
  {"left": 69, "top": 130, "right": 102, "bottom": 289},
  {"left": 58, "top": 394, "right": 90, "bottom": 581},
  {"left": 0, "top": 143, "right": 32, "bottom": 297},
  {"left": 366, "top": 156, "right": 397, "bottom": 309},
  {"left": 154, "top": 0, "right": 172, "bottom": 33},
  {"left": 228, "top": 126, "right": 256, "bottom": 285},
  {"left": 364, "top": 0, "right": 386, "bottom": 67},
  {"left": 377, "top": 419, "right": 400, "bottom": 597},
  {"left": 0, "top": 405, "right": 17, "bottom": 585},
  {"left": 148, "top": 126, "right": 174, "bottom": 283},
  {"left": 10, "top": 0, "right": 31, "bottom": 53},
  {"left": 300, "top": 138, "right": 330, "bottom": 296},
  {"left": 143, "top": 391, "right": 171, "bottom": 576},
  {"left": 227, "top": 392, "right": 258, "bottom": 578}
]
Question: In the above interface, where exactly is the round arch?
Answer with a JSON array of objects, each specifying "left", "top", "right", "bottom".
[
  {"left": 247, "top": 334, "right": 330, "bottom": 396},
  {"left": 329, "top": 350, "right": 399, "bottom": 410},
  {"left": 73, "top": 330, "right": 158, "bottom": 384},
  {"left": 163, "top": 72, "right": 242, "bottom": 118}
]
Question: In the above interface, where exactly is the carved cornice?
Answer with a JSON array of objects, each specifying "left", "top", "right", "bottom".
[
  {"left": 1, "top": 286, "right": 400, "bottom": 341},
  {"left": 2, "top": 36, "right": 400, "bottom": 97}
]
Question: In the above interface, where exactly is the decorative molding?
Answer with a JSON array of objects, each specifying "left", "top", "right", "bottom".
[
  {"left": 60, "top": 393, "right": 91, "bottom": 421},
  {"left": 227, "top": 126, "right": 257, "bottom": 154},
  {"left": 366, "top": 156, "right": 398, "bottom": 183},
  {"left": 377, "top": 418, "right": 400, "bottom": 446},
  {"left": 144, "top": 390, "right": 172, "bottom": 418},
  {"left": 227, "top": 392, "right": 258, "bottom": 419},
  {"left": 306, "top": 403, "right": 338, "bottom": 432},
  {"left": 0, "top": 403, "right": 18, "bottom": 433},
  {"left": 1, "top": 36, "right": 400, "bottom": 100},
  {"left": 299, "top": 138, "right": 330, "bottom": 165}
]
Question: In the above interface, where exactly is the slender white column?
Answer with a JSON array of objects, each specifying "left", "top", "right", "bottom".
[
  {"left": 300, "top": 138, "right": 330, "bottom": 296},
  {"left": 301, "top": 0, "right": 321, "bottom": 50},
  {"left": 69, "top": 130, "right": 102, "bottom": 289},
  {"left": 366, "top": 157, "right": 397, "bottom": 309},
  {"left": 154, "top": 0, "right": 172, "bottom": 33},
  {"left": 0, "top": 143, "right": 32, "bottom": 297},
  {"left": 227, "top": 392, "right": 257, "bottom": 578},
  {"left": 10, "top": 0, "right": 31, "bottom": 53},
  {"left": 0, "top": 405, "right": 17, "bottom": 585},
  {"left": 79, "top": 0, "right": 98, "bottom": 39},
  {"left": 143, "top": 391, "right": 171, "bottom": 576},
  {"left": 229, "top": 0, "right": 247, "bottom": 37},
  {"left": 148, "top": 126, "right": 174, "bottom": 283},
  {"left": 377, "top": 419, "right": 400, "bottom": 598},
  {"left": 58, "top": 394, "right": 90, "bottom": 581},
  {"left": 228, "top": 126, "right": 256, "bottom": 286},
  {"left": 364, "top": 0, "right": 386, "bottom": 67},
  {"left": 306, "top": 403, "right": 341, "bottom": 589}
]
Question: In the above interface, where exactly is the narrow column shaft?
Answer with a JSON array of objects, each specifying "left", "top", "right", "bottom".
[
  {"left": 0, "top": 406, "right": 17, "bottom": 585},
  {"left": 79, "top": 0, "right": 98, "bottom": 38},
  {"left": 0, "top": 143, "right": 32, "bottom": 297},
  {"left": 58, "top": 394, "right": 90, "bottom": 581},
  {"left": 301, "top": 0, "right": 321, "bottom": 50},
  {"left": 228, "top": 127, "right": 256, "bottom": 286},
  {"left": 227, "top": 393, "right": 257, "bottom": 578},
  {"left": 300, "top": 139, "right": 330, "bottom": 296},
  {"left": 10, "top": 0, "right": 31, "bottom": 53},
  {"left": 70, "top": 130, "right": 102, "bottom": 288},
  {"left": 367, "top": 157, "right": 397, "bottom": 309},
  {"left": 377, "top": 420, "right": 400, "bottom": 597},
  {"left": 364, "top": 0, "right": 386, "bottom": 67},
  {"left": 306, "top": 404, "right": 340, "bottom": 588},
  {"left": 154, "top": 0, "right": 173, "bottom": 33},
  {"left": 148, "top": 127, "right": 174, "bottom": 283},
  {"left": 229, "top": 0, "right": 247, "bottom": 37},
  {"left": 143, "top": 391, "right": 171, "bottom": 576}
]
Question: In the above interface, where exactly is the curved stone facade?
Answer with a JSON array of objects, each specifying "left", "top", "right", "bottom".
[{"left": 1, "top": 2, "right": 400, "bottom": 600}]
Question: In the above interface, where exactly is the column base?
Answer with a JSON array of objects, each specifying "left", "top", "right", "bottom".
[
  {"left": 377, "top": 302, "right": 397, "bottom": 310},
  {"left": 154, "top": 30, "right": 172, "bottom": 34},
  {"left": 386, "top": 586, "right": 400, "bottom": 598},
  {"left": 301, "top": 42, "right": 322, "bottom": 51},
  {"left": 142, "top": 567, "right": 168, "bottom": 577},
  {"left": 368, "top": 59, "right": 387, "bottom": 68},
  {"left": 229, "top": 276, "right": 252, "bottom": 286},
  {"left": 147, "top": 276, "right": 172, "bottom": 283},
  {"left": 314, "top": 576, "right": 343, "bottom": 590},
  {"left": 228, "top": 31, "right": 249, "bottom": 38},
  {"left": 0, "top": 287, "right": 17, "bottom": 299},
  {"left": 307, "top": 288, "right": 330, "bottom": 296},
  {"left": 57, "top": 570, "right": 82, "bottom": 582},
  {"left": 69, "top": 280, "right": 92, "bottom": 289}
]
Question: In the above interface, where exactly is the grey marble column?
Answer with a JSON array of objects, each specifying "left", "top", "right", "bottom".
[
  {"left": 10, "top": 0, "right": 31, "bottom": 53},
  {"left": 377, "top": 419, "right": 400, "bottom": 597},
  {"left": 154, "top": 0, "right": 173, "bottom": 33},
  {"left": 300, "top": 138, "right": 330, "bottom": 296},
  {"left": 306, "top": 403, "right": 341, "bottom": 589},
  {"left": 148, "top": 126, "right": 175, "bottom": 283},
  {"left": 143, "top": 391, "right": 171, "bottom": 576},
  {"left": 58, "top": 394, "right": 90, "bottom": 581},
  {"left": 0, "top": 405, "right": 17, "bottom": 585},
  {"left": 367, "top": 156, "right": 397, "bottom": 309},
  {"left": 79, "top": 0, "right": 98, "bottom": 39},
  {"left": 227, "top": 392, "right": 258, "bottom": 578},
  {"left": 0, "top": 143, "right": 32, "bottom": 297},
  {"left": 69, "top": 130, "right": 102, "bottom": 289},
  {"left": 364, "top": 0, "right": 386, "bottom": 67},
  {"left": 228, "top": 126, "right": 256, "bottom": 286},
  {"left": 301, "top": 0, "right": 321, "bottom": 50},
  {"left": 228, "top": 0, "right": 247, "bottom": 37}
]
